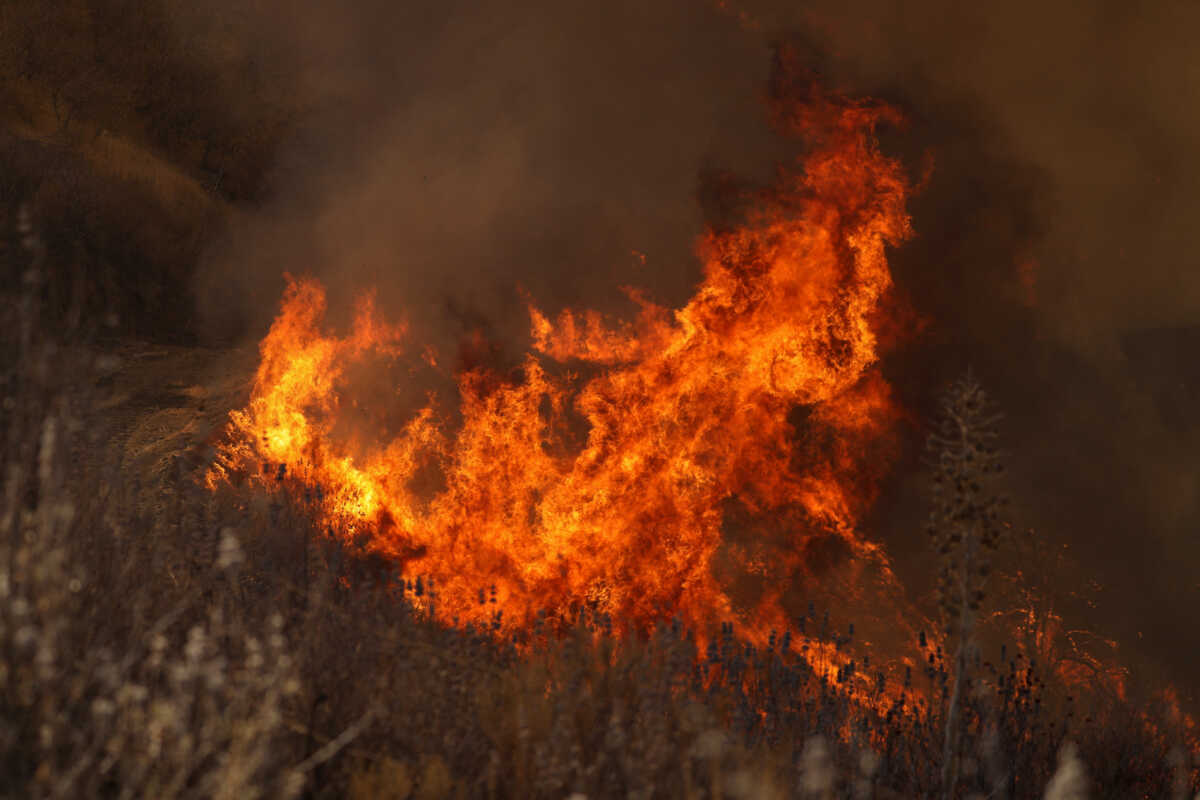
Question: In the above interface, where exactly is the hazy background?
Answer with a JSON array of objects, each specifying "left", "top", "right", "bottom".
[{"left": 185, "top": 0, "right": 1200, "bottom": 696}]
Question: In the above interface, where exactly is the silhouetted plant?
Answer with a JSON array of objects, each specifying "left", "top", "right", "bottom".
[{"left": 926, "top": 370, "right": 1008, "bottom": 798}]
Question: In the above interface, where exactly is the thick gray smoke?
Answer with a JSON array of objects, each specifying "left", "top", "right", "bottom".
[{"left": 192, "top": 0, "right": 1200, "bottom": 698}]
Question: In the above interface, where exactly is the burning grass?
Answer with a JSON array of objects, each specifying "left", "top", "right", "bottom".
[{"left": 205, "top": 69, "right": 916, "bottom": 652}]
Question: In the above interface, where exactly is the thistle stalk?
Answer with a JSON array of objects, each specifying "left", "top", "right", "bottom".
[{"left": 926, "top": 371, "right": 1007, "bottom": 799}]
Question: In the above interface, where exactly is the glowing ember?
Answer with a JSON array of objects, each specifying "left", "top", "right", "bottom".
[{"left": 210, "top": 74, "right": 914, "bottom": 643}]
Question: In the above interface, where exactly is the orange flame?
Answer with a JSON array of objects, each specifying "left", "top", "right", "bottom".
[{"left": 210, "top": 77, "right": 915, "bottom": 646}]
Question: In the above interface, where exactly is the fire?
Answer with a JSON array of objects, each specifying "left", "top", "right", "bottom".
[{"left": 210, "top": 70, "right": 915, "bottom": 645}]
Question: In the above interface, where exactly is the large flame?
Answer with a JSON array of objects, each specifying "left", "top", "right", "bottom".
[{"left": 210, "top": 72, "right": 914, "bottom": 644}]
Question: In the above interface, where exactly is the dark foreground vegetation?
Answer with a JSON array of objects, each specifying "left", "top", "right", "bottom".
[{"left": 2, "top": 221, "right": 1198, "bottom": 800}]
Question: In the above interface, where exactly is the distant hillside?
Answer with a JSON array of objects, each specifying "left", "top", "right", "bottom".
[{"left": 0, "top": 1, "right": 297, "bottom": 342}]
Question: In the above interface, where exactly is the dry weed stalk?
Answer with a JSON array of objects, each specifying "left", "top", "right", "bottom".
[{"left": 926, "top": 371, "right": 1007, "bottom": 798}]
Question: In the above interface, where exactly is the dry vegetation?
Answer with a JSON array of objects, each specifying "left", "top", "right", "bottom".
[
  {"left": 1, "top": 5, "right": 1199, "bottom": 797},
  {"left": 2, "top": 210, "right": 1198, "bottom": 800}
]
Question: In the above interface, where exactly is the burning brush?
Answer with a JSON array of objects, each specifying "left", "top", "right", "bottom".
[{"left": 207, "top": 66, "right": 919, "bottom": 659}]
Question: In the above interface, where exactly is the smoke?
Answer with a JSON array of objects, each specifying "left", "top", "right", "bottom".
[
  {"left": 192, "top": 0, "right": 1200, "bottom": 695},
  {"left": 194, "top": 0, "right": 789, "bottom": 356}
]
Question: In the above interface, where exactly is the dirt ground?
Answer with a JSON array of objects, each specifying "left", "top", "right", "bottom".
[{"left": 88, "top": 341, "right": 260, "bottom": 500}]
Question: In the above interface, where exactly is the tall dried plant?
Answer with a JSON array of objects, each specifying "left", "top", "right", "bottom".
[{"left": 926, "top": 371, "right": 1008, "bottom": 799}]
